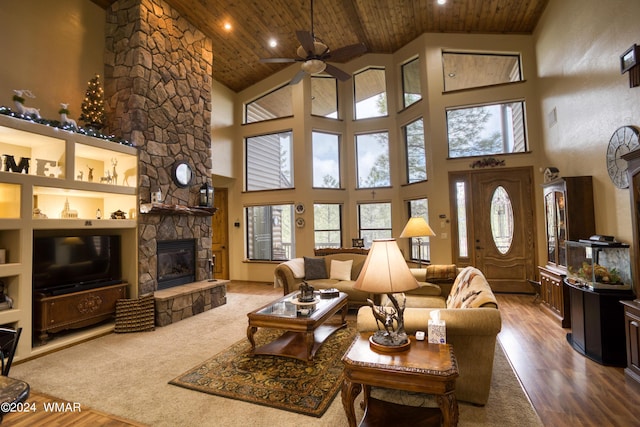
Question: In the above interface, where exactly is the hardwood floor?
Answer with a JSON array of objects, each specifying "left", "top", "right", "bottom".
[{"left": 4, "top": 282, "right": 640, "bottom": 426}]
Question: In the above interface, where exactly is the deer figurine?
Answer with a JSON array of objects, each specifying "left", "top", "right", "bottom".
[
  {"left": 59, "top": 103, "right": 78, "bottom": 129},
  {"left": 13, "top": 90, "right": 41, "bottom": 118},
  {"left": 111, "top": 158, "right": 118, "bottom": 185}
]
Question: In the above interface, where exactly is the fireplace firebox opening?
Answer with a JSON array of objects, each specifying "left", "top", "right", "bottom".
[{"left": 157, "top": 239, "right": 196, "bottom": 290}]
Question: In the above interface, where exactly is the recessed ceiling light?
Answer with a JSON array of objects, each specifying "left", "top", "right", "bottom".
[
  {"left": 223, "top": 22, "right": 232, "bottom": 31},
  {"left": 269, "top": 39, "right": 278, "bottom": 48},
  {"left": 437, "top": 0, "right": 447, "bottom": 5}
]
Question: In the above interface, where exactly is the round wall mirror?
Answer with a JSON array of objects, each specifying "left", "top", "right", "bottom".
[{"left": 172, "top": 161, "right": 193, "bottom": 188}]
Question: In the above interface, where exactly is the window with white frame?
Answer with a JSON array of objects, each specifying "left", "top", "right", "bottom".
[
  {"left": 442, "top": 51, "right": 522, "bottom": 92},
  {"left": 245, "top": 84, "right": 293, "bottom": 123},
  {"left": 358, "top": 202, "right": 392, "bottom": 248},
  {"left": 403, "top": 117, "right": 427, "bottom": 183},
  {"left": 354, "top": 67, "right": 388, "bottom": 120},
  {"left": 402, "top": 58, "right": 422, "bottom": 108},
  {"left": 447, "top": 101, "right": 526, "bottom": 158},
  {"left": 314, "top": 203, "right": 342, "bottom": 248},
  {"left": 245, "top": 131, "right": 293, "bottom": 191},
  {"left": 312, "top": 131, "right": 340, "bottom": 188},
  {"left": 356, "top": 132, "right": 390, "bottom": 188},
  {"left": 407, "top": 198, "right": 431, "bottom": 262},
  {"left": 245, "top": 204, "right": 294, "bottom": 261}
]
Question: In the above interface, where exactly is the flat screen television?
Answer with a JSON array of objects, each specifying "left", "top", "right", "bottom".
[{"left": 32, "top": 234, "right": 122, "bottom": 296}]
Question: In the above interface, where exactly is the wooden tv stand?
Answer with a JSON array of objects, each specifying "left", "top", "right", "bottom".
[{"left": 33, "top": 283, "right": 127, "bottom": 345}]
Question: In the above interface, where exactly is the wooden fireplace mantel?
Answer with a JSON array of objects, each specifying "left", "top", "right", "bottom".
[{"left": 139, "top": 203, "right": 217, "bottom": 216}]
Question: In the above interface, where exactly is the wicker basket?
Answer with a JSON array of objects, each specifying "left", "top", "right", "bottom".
[{"left": 114, "top": 293, "right": 155, "bottom": 333}]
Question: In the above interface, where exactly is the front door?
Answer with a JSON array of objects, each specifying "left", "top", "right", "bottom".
[
  {"left": 449, "top": 167, "right": 536, "bottom": 293},
  {"left": 211, "top": 187, "right": 229, "bottom": 279}
]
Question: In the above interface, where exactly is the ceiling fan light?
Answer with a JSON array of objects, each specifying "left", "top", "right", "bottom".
[{"left": 301, "top": 59, "right": 326, "bottom": 74}]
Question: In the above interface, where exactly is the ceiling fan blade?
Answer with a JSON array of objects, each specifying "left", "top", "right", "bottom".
[
  {"left": 260, "top": 57, "right": 297, "bottom": 63},
  {"left": 289, "top": 70, "right": 307, "bottom": 85},
  {"left": 325, "top": 43, "right": 367, "bottom": 63},
  {"left": 296, "top": 30, "right": 315, "bottom": 57},
  {"left": 324, "top": 63, "right": 351, "bottom": 81}
]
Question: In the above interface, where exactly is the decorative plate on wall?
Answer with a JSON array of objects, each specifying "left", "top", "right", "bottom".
[
  {"left": 295, "top": 203, "right": 305, "bottom": 214},
  {"left": 295, "top": 217, "right": 305, "bottom": 228}
]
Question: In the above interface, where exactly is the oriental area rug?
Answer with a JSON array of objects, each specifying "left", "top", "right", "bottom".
[{"left": 169, "top": 322, "right": 356, "bottom": 417}]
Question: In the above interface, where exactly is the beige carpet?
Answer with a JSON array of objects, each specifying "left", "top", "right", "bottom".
[{"left": 10, "top": 292, "right": 542, "bottom": 426}]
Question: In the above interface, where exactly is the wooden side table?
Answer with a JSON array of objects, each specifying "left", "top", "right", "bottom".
[{"left": 341, "top": 332, "right": 459, "bottom": 427}]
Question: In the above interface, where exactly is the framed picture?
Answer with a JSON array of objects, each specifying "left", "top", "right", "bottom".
[
  {"left": 352, "top": 238, "right": 364, "bottom": 248},
  {"left": 621, "top": 44, "right": 639, "bottom": 74}
]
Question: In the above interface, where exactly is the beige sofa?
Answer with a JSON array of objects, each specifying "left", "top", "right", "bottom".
[
  {"left": 357, "top": 266, "right": 502, "bottom": 406},
  {"left": 274, "top": 253, "right": 373, "bottom": 308}
]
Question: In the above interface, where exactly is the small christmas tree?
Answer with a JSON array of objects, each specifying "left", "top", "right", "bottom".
[{"left": 79, "top": 74, "right": 106, "bottom": 129}]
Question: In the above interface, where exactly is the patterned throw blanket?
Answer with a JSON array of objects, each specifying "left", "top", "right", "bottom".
[{"left": 446, "top": 266, "right": 498, "bottom": 309}]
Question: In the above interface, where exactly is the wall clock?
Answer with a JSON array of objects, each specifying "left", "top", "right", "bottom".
[{"left": 607, "top": 126, "right": 640, "bottom": 189}]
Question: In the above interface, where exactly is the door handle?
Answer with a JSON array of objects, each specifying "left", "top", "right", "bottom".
[{"left": 475, "top": 246, "right": 484, "bottom": 250}]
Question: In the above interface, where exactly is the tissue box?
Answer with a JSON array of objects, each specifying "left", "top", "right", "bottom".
[{"left": 428, "top": 319, "right": 446, "bottom": 344}]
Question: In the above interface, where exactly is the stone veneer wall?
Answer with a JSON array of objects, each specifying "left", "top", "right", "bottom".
[{"left": 103, "top": 0, "right": 213, "bottom": 295}]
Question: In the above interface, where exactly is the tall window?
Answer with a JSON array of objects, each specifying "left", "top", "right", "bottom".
[
  {"left": 404, "top": 118, "right": 427, "bottom": 183},
  {"left": 314, "top": 204, "right": 342, "bottom": 248},
  {"left": 356, "top": 132, "right": 390, "bottom": 188},
  {"left": 245, "top": 204, "right": 294, "bottom": 261},
  {"left": 447, "top": 101, "right": 526, "bottom": 158},
  {"left": 312, "top": 131, "right": 340, "bottom": 188},
  {"left": 245, "top": 131, "right": 293, "bottom": 191},
  {"left": 311, "top": 76, "right": 338, "bottom": 118},
  {"left": 358, "top": 202, "right": 392, "bottom": 248},
  {"left": 402, "top": 58, "right": 422, "bottom": 108},
  {"left": 407, "top": 199, "right": 431, "bottom": 262},
  {"left": 442, "top": 51, "right": 522, "bottom": 92},
  {"left": 455, "top": 181, "right": 469, "bottom": 258},
  {"left": 245, "top": 84, "right": 293, "bottom": 123},
  {"left": 354, "top": 68, "right": 387, "bottom": 120}
]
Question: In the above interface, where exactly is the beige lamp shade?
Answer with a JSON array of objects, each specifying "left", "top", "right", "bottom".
[
  {"left": 353, "top": 239, "right": 419, "bottom": 294},
  {"left": 399, "top": 217, "right": 435, "bottom": 239}
]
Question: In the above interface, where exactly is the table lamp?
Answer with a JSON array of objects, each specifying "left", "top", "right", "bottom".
[
  {"left": 353, "top": 239, "right": 419, "bottom": 352},
  {"left": 399, "top": 217, "right": 435, "bottom": 268}
]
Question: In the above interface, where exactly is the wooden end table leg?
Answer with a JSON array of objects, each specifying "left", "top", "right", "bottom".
[
  {"left": 341, "top": 377, "right": 362, "bottom": 427},
  {"left": 246, "top": 325, "right": 257, "bottom": 351},
  {"left": 305, "top": 331, "right": 315, "bottom": 362},
  {"left": 437, "top": 392, "right": 459, "bottom": 427},
  {"left": 340, "top": 303, "right": 348, "bottom": 325}
]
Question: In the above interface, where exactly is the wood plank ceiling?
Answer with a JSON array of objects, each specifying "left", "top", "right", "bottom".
[{"left": 92, "top": 0, "right": 549, "bottom": 92}]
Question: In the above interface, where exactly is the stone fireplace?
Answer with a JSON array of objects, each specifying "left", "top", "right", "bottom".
[{"left": 102, "top": 0, "right": 226, "bottom": 325}]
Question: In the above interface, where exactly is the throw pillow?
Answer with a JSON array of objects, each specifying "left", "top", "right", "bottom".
[
  {"left": 330, "top": 259, "right": 353, "bottom": 281},
  {"left": 304, "top": 257, "right": 328, "bottom": 280}
]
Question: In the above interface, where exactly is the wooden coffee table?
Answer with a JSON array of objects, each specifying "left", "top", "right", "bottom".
[
  {"left": 341, "top": 332, "right": 459, "bottom": 427},
  {"left": 246, "top": 291, "right": 348, "bottom": 363}
]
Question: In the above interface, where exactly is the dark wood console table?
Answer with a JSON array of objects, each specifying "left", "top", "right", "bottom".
[
  {"left": 33, "top": 283, "right": 127, "bottom": 344},
  {"left": 565, "top": 280, "right": 635, "bottom": 366}
]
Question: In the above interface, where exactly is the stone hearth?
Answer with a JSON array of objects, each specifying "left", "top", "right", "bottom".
[{"left": 154, "top": 280, "right": 227, "bottom": 326}]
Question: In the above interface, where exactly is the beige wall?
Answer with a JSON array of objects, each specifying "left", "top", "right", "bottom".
[
  {"left": 0, "top": 0, "right": 105, "bottom": 121},
  {"left": 534, "top": 0, "right": 640, "bottom": 243},
  {"left": 224, "top": 33, "right": 545, "bottom": 282}
]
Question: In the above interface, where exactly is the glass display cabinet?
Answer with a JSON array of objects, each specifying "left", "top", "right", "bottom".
[{"left": 538, "top": 176, "right": 595, "bottom": 327}]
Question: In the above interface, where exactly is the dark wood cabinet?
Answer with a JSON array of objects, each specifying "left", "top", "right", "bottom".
[
  {"left": 621, "top": 300, "right": 640, "bottom": 384},
  {"left": 566, "top": 280, "right": 635, "bottom": 366},
  {"left": 538, "top": 177, "right": 595, "bottom": 326},
  {"left": 34, "top": 283, "right": 127, "bottom": 345}
]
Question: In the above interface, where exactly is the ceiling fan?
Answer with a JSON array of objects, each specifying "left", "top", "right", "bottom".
[{"left": 260, "top": 0, "right": 367, "bottom": 84}]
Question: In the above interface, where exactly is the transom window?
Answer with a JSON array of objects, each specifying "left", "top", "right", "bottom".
[
  {"left": 245, "top": 204, "right": 294, "bottom": 261},
  {"left": 311, "top": 76, "right": 338, "bottom": 118},
  {"left": 312, "top": 131, "right": 340, "bottom": 188},
  {"left": 442, "top": 51, "right": 522, "bottom": 92},
  {"left": 245, "top": 84, "right": 293, "bottom": 124},
  {"left": 245, "top": 131, "right": 293, "bottom": 191},
  {"left": 403, "top": 117, "right": 427, "bottom": 184},
  {"left": 314, "top": 203, "right": 342, "bottom": 248},
  {"left": 354, "top": 67, "right": 388, "bottom": 120},
  {"left": 402, "top": 58, "right": 422, "bottom": 108},
  {"left": 358, "top": 202, "right": 392, "bottom": 248},
  {"left": 447, "top": 101, "right": 526, "bottom": 158},
  {"left": 356, "top": 132, "right": 390, "bottom": 188}
]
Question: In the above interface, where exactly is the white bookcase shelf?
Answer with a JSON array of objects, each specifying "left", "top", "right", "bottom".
[{"left": 0, "top": 114, "right": 139, "bottom": 361}]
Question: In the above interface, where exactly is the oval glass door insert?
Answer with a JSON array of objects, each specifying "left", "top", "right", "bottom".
[{"left": 490, "top": 186, "right": 514, "bottom": 254}]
